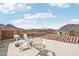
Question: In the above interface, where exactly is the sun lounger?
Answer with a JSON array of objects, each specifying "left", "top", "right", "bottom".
[
  {"left": 14, "top": 39, "right": 31, "bottom": 52},
  {"left": 19, "top": 42, "right": 31, "bottom": 52},
  {"left": 18, "top": 40, "right": 32, "bottom": 52}
]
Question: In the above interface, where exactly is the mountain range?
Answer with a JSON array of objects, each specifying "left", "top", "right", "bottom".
[
  {"left": 0, "top": 23, "right": 79, "bottom": 33},
  {"left": 0, "top": 24, "right": 23, "bottom": 30},
  {"left": 59, "top": 24, "right": 79, "bottom": 32}
]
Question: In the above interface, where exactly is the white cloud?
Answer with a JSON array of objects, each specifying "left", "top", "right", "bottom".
[
  {"left": 12, "top": 12, "right": 56, "bottom": 29},
  {"left": 49, "top": 3, "right": 70, "bottom": 8},
  {"left": 1, "top": 0, "right": 79, "bottom": 3},
  {"left": 70, "top": 19, "right": 79, "bottom": 24},
  {"left": 12, "top": 19, "right": 42, "bottom": 29},
  {"left": 23, "top": 12, "right": 56, "bottom": 23},
  {"left": 15, "top": 24, "right": 43, "bottom": 29},
  {"left": 15, "top": 4, "right": 31, "bottom": 10},
  {"left": 0, "top": 3, "right": 32, "bottom": 13},
  {"left": 24, "top": 12, "right": 56, "bottom": 20},
  {"left": 12, "top": 18, "right": 37, "bottom": 25},
  {"left": 12, "top": 19, "right": 24, "bottom": 24}
]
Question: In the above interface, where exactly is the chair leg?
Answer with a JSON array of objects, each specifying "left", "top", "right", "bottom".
[{"left": 19, "top": 46, "right": 23, "bottom": 52}]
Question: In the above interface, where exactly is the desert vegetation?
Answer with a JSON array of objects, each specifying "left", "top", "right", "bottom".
[{"left": 17, "top": 29, "right": 57, "bottom": 37}]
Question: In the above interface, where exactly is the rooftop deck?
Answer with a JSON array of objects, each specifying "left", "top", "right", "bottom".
[{"left": 0, "top": 37, "right": 79, "bottom": 56}]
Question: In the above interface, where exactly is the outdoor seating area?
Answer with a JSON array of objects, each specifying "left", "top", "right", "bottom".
[
  {"left": 1, "top": 35, "right": 79, "bottom": 56},
  {"left": 13, "top": 34, "right": 44, "bottom": 52},
  {"left": 1, "top": 32, "right": 79, "bottom": 56},
  {"left": 0, "top": 36, "right": 56, "bottom": 56}
]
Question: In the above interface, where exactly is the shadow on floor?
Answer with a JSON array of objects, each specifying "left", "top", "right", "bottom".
[
  {"left": 36, "top": 49, "right": 56, "bottom": 56},
  {"left": 0, "top": 39, "right": 14, "bottom": 56}
]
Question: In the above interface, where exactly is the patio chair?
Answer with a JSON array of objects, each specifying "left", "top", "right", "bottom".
[
  {"left": 33, "top": 37, "right": 46, "bottom": 50},
  {"left": 14, "top": 34, "right": 20, "bottom": 41}
]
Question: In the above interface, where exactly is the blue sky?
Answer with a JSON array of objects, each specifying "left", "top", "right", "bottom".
[{"left": 0, "top": 3, "right": 79, "bottom": 29}]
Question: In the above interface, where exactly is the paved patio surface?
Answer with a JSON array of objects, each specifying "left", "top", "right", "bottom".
[{"left": 0, "top": 38, "right": 79, "bottom": 56}]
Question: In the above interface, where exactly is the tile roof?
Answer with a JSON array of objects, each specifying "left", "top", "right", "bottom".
[{"left": 40, "top": 34, "right": 79, "bottom": 44}]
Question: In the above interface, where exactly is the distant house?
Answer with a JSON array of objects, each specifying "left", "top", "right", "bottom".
[
  {"left": 57, "top": 30, "right": 69, "bottom": 35},
  {"left": 0, "top": 28, "right": 14, "bottom": 40},
  {"left": 0, "top": 28, "right": 2, "bottom": 40}
]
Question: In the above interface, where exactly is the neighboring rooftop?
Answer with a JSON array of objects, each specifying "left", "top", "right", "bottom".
[{"left": 40, "top": 34, "right": 79, "bottom": 44}]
